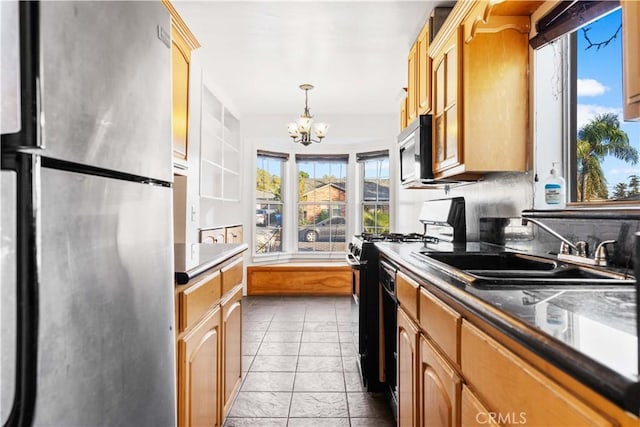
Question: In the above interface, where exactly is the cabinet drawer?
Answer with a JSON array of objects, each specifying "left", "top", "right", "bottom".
[
  {"left": 179, "top": 270, "right": 221, "bottom": 332},
  {"left": 221, "top": 258, "right": 243, "bottom": 296},
  {"left": 201, "top": 228, "right": 225, "bottom": 244},
  {"left": 397, "top": 271, "right": 419, "bottom": 322},
  {"left": 419, "top": 288, "right": 460, "bottom": 365},
  {"left": 461, "top": 321, "right": 614, "bottom": 427},
  {"left": 225, "top": 226, "right": 243, "bottom": 244}
]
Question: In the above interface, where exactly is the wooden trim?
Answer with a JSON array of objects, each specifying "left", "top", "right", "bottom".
[
  {"left": 247, "top": 265, "right": 351, "bottom": 295},
  {"left": 161, "top": 0, "right": 200, "bottom": 50}
]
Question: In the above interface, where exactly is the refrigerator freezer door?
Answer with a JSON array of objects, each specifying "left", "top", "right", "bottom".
[
  {"left": 1, "top": 171, "right": 17, "bottom": 425},
  {"left": 39, "top": 2, "right": 172, "bottom": 182},
  {"left": 34, "top": 167, "right": 175, "bottom": 425},
  {"left": 0, "top": 0, "right": 21, "bottom": 135}
]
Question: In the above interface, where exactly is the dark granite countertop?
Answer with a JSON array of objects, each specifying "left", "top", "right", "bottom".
[
  {"left": 174, "top": 243, "right": 248, "bottom": 285},
  {"left": 375, "top": 241, "right": 640, "bottom": 415}
]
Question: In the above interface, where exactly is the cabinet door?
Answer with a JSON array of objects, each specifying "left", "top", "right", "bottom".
[
  {"left": 433, "top": 31, "right": 461, "bottom": 174},
  {"left": 221, "top": 286, "right": 243, "bottom": 419},
  {"left": 407, "top": 43, "right": 418, "bottom": 123},
  {"left": 420, "top": 335, "right": 461, "bottom": 427},
  {"left": 400, "top": 96, "right": 408, "bottom": 131},
  {"left": 171, "top": 27, "right": 190, "bottom": 162},
  {"left": 623, "top": 0, "right": 640, "bottom": 120},
  {"left": 417, "top": 24, "right": 431, "bottom": 114},
  {"left": 461, "top": 321, "right": 615, "bottom": 427},
  {"left": 178, "top": 306, "right": 221, "bottom": 427},
  {"left": 461, "top": 385, "right": 499, "bottom": 427},
  {"left": 398, "top": 308, "right": 419, "bottom": 427}
]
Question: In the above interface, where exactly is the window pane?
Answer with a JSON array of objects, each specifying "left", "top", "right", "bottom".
[
  {"left": 574, "top": 9, "right": 640, "bottom": 202},
  {"left": 363, "top": 204, "right": 390, "bottom": 234},
  {"left": 256, "top": 202, "right": 282, "bottom": 254},
  {"left": 256, "top": 154, "right": 284, "bottom": 254},
  {"left": 360, "top": 155, "right": 390, "bottom": 234},
  {"left": 297, "top": 157, "right": 348, "bottom": 253},
  {"left": 297, "top": 205, "right": 347, "bottom": 252}
]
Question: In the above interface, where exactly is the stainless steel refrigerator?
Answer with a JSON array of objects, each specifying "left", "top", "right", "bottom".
[{"left": 1, "top": 2, "right": 176, "bottom": 425}]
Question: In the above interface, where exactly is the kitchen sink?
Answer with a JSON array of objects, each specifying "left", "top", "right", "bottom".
[
  {"left": 424, "top": 252, "right": 557, "bottom": 271},
  {"left": 415, "top": 251, "right": 636, "bottom": 288}
]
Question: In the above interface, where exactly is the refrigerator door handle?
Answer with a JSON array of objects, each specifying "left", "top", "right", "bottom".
[{"left": 2, "top": 153, "right": 40, "bottom": 427}]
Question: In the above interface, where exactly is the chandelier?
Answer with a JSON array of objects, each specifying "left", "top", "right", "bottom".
[{"left": 287, "top": 84, "right": 329, "bottom": 146}]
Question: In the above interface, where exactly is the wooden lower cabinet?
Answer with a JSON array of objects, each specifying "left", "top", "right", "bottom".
[
  {"left": 461, "top": 320, "right": 615, "bottom": 427},
  {"left": 420, "top": 335, "right": 461, "bottom": 427},
  {"left": 176, "top": 254, "right": 245, "bottom": 427},
  {"left": 178, "top": 306, "right": 221, "bottom": 427},
  {"left": 390, "top": 262, "right": 640, "bottom": 427},
  {"left": 398, "top": 307, "right": 419, "bottom": 427},
  {"left": 461, "top": 385, "right": 499, "bottom": 427},
  {"left": 221, "top": 285, "right": 243, "bottom": 419}
]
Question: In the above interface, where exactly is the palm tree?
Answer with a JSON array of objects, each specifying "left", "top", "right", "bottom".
[
  {"left": 612, "top": 182, "right": 628, "bottom": 199},
  {"left": 576, "top": 113, "right": 638, "bottom": 201}
]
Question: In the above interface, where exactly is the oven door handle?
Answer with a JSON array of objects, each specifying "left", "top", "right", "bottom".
[{"left": 345, "top": 253, "right": 361, "bottom": 268}]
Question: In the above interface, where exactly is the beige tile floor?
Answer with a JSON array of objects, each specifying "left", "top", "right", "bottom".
[{"left": 225, "top": 296, "right": 395, "bottom": 427}]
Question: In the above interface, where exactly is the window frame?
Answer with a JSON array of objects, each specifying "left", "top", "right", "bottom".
[
  {"left": 358, "top": 150, "right": 390, "bottom": 235},
  {"left": 534, "top": 3, "right": 639, "bottom": 208},
  {"left": 254, "top": 150, "right": 287, "bottom": 255},
  {"left": 295, "top": 154, "right": 349, "bottom": 254}
]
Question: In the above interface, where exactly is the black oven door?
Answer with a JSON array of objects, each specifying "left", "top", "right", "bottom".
[{"left": 345, "top": 253, "right": 363, "bottom": 362}]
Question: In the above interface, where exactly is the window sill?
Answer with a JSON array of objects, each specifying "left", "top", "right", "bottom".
[
  {"left": 252, "top": 251, "right": 348, "bottom": 265},
  {"left": 522, "top": 206, "right": 640, "bottom": 220}
]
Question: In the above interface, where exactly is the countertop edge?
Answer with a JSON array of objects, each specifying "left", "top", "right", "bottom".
[
  {"left": 175, "top": 243, "right": 248, "bottom": 284},
  {"left": 375, "top": 243, "right": 640, "bottom": 415}
]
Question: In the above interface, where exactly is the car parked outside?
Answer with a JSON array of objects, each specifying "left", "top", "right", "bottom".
[
  {"left": 256, "top": 209, "right": 267, "bottom": 226},
  {"left": 256, "top": 208, "right": 282, "bottom": 227},
  {"left": 299, "top": 216, "right": 346, "bottom": 242}
]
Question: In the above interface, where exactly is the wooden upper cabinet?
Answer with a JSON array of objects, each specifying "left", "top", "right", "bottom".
[
  {"left": 623, "top": 0, "right": 640, "bottom": 120},
  {"left": 171, "top": 30, "right": 189, "bottom": 161},
  {"left": 432, "top": 30, "right": 460, "bottom": 175},
  {"left": 407, "top": 44, "right": 418, "bottom": 124},
  {"left": 162, "top": 1, "right": 200, "bottom": 163},
  {"left": 429, "top": 0, "right": 530, "bottom": 180},
  {"left": 417, "top": 23, "right": 431, "bottom": 115},
  {"left": 400, "top": 95, "right": 408, "bottom": 131}
]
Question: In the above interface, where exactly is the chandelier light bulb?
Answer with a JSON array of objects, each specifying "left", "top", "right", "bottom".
[{"left": 314, "top": 123, "right": 329, "bottom": 139}]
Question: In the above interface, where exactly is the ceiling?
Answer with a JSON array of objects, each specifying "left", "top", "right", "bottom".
[{"left": 173, "top": 1, "right": 438, "bottom": 118}]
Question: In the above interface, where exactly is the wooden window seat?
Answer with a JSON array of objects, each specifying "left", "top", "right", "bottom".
[{"left": 247, "top": 263, "right": 351, "bottom": 296}]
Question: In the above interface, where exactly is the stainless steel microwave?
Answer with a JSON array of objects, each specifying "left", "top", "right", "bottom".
[{"left": 399, "top": 114, "right": 433, "bottom": 187}]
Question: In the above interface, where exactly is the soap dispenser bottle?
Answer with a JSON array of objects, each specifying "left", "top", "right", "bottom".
[{"left": 544, "top": 162, "right": 566, "bottom": 209}]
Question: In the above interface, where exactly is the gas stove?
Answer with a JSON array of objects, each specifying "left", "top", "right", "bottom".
[{"left": 349, "top": 232, "right": 439, "bottom": 263}]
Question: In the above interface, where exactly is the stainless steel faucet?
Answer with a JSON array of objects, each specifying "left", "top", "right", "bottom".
[{"left": 521, "top": 218, "right": 616, "bottom": 266}]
